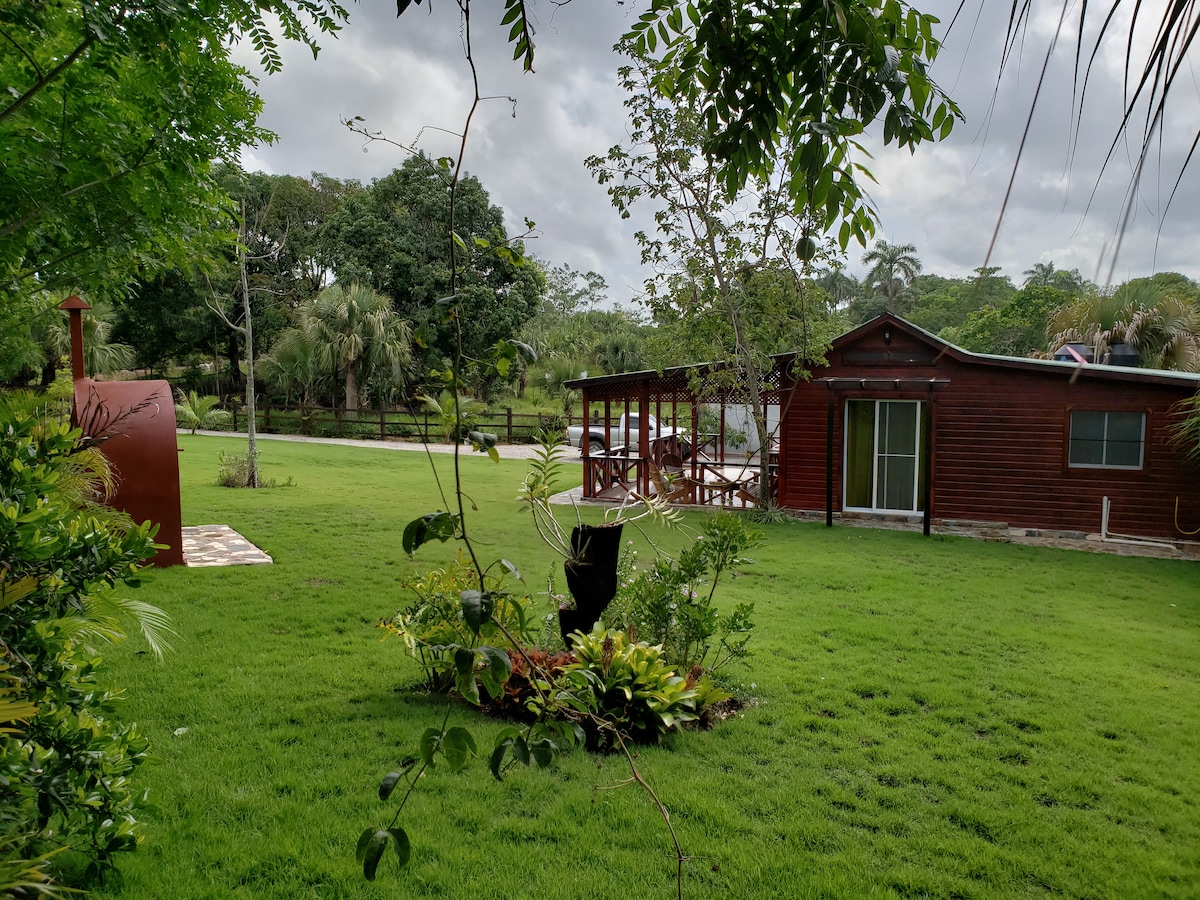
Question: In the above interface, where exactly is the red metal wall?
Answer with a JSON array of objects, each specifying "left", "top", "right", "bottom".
[
  {"left": 74, "top": 379, "right": 184, "bottom": 567},
  {"left": 778, "top": 320, "right": 1200, "bottom": 539}
]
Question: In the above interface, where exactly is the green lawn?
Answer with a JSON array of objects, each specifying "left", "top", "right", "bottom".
[{"left": 94, "top": 434, "right": 1200, "bottom": 899}]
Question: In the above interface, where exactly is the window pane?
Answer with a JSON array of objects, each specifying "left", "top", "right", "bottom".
[
  {"left": 881, "top": 402, "right": 917, "bottom": 455},
  {"left": 845, "top": 401, "right": 875, "bottom": 508},
  {"left": 878, "top": 456, "right": 917, "bottom": 510},
  {"left": 1106, "top": 412, "right": 1144, "bottom": 443},
  {"left": 1072, "top": 411, "right": 1106, "bottom": 441},
  {"left": 1069, "top": 410, "right": 1144, "bottom": 468}
]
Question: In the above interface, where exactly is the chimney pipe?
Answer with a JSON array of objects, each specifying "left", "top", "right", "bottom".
[{"left": 59, "top": 295, "right": 90, "bottom": 383}]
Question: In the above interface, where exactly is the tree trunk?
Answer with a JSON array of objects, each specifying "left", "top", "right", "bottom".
[
  {"left": 345, "top": 366, "right": 359, "bottom": 419},
  {"left": 238, "top": 203, "right": 259, "bottom": 489}
]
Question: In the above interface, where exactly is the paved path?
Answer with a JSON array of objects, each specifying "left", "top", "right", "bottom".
[{"left": 183, "top": 430, "right": 564, "bottom": 460}]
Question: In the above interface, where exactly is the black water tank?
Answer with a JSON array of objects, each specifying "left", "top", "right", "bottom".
[
  {"left": 1105, "top": 343, "right": 1140, "bottom": 367},
  {"left": 1053, "top": 342, "right": 1094, "bottom": 363}
]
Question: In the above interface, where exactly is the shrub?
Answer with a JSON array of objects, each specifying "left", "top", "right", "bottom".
[
  {"left": 216, "top": 449, "right": 262, "bottom": 487},
  {"left": 0, "top": 395, "right": 168, "bottom": 888},
  {"left": 606, "top": 512, "right": 761, "bottom": 672},
  {"left": 383, "top": 553, "right": 541, "bottom": 693},
  {"left": 555, "top": 628, "right": 698, "bottom": 747},
  {"left": 489, "top": 647, "right": 576, "bottom": 719}
]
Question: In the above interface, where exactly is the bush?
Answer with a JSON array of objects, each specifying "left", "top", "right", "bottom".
[
  {"left": 555, "top": 627, "right": 697, "bottom": 747},
  {"left": 606, "top": 512, "right": 761, "bottom": 672},
  {"left": 383, "top": 553, "right": 541, "bottom": 693},
  {"left": 0, "top": 395, "right": 168, "bottom": 888},
  {"left": 216, "top": 449, "right": 255, "bottom": 487}
]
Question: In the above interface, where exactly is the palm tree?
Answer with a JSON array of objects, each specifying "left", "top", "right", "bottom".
[
  {"left": 293, "top": 284, "right": 413, "bottom": 414},
  {"left": 862, "top": 241, "right": 921, "bottom": 313},
  {"left": 29, "top": 299, "right": 135, "bottom": 382},
  {"left": 1023, "top": 261, "right": 1084, "bottom": 293},
  {"left": 174, "top": 390, "right": 232, "bottom": 435},
  {"left": 1047, "top": 281, "right": 1200, "bottom": 372},
  {"left": 259, "top": 328, "right": 328, "bottom": 408}
]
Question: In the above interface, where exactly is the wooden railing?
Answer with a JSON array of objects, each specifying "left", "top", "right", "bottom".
[{"left": 224, "top": 402, "right": 579, "bottom": 444}]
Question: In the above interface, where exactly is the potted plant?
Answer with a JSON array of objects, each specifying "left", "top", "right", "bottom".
[{"left": 517, "top": 435, "right": 679, "bottom": 642}]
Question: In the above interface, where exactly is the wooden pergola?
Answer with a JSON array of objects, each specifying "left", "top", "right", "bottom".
[{"left": 565, "top": 362, "right": 786, "bottom": 508}]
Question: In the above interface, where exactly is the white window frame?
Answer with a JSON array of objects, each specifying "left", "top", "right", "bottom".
[{"left": 843, "top": 399, "right": 923, "bottom": 514}]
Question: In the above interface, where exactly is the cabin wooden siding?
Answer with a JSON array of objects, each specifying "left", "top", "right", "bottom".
[{"left": 777, "top": 320, "right": 1200, "bottom": 539}]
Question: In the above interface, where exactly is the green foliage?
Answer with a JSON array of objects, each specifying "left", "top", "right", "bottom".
[
  {"left": 1170, "top": 392, "right": 1200, "bottom": 461},
  {"left": 274, "top": 283, "right": 413, "bottom": 413},
  {"left": 382, "top": 553, "right": 538, "bottom": 693},
  {"left": 417, "top": 390, "right": 487, "bottom": 443},
  {"left": 947, "top": 286, "right": 1068, "bottom": 357},
  {"left": 1049, "top": 279, "right": 1200, "bottom": 371},
  {"left": 322, "top": 155, "right": 543, "bottom": 388},
  {"left": 627, "top": 0, "right": 962, "bottom": 247},
  {"left": 215, "top": 448, "right": 256, "bottom": 488},
  {"left": 607, "top": 513, "right": 761, "bottom": 672},
  {"left": 0, "top": 1, "right": 348, "bottom": 323},
  {"left": 556, "top": 627, "right": 698, "bottom": 747},
  {"left": 173, "top": 390, "right": 231, "bottom": 434},
  {"left": 0, "top": 393, "right": 167, "bottom": 887}
]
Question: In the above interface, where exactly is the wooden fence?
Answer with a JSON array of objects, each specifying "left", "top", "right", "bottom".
[{"left": 225, "top": 403, "right": 580, "bottom": 444}]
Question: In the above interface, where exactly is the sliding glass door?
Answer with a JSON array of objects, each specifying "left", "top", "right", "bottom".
[{"left": 844, "top": 400, "right": 923, "bottom": 513}]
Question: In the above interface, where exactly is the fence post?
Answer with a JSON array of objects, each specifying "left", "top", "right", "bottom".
[
  {"left": 506, "top": 407, "right": 513, "bottom": 443},
  {"left": 380, "top": 406, "right": 387, "bottom": 440},
  {"left": 231, "top": 403, "right": 238, "bottom": 432},
  {"left": 335, "top": 406, "right": 343, "bottom": 438},
  {"left": 263, "top": 403, "right": 270, "bottom": 433}
]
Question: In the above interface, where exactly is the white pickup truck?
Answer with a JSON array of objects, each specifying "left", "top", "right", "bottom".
[{"left": 566, "top": 413, "right": 690, "bottom": 457}]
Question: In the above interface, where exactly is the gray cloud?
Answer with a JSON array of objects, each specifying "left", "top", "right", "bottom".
[{"left": 239, "top": 0, "right": 1200, "bottom": 302}]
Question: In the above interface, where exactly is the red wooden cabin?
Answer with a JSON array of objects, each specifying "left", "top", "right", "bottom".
[
  {"left": 569, "top": 314, "right": 1200, "bottom": 541},
  {"left": 781, "top": 314, "right": 1200, "bottom": 541}
]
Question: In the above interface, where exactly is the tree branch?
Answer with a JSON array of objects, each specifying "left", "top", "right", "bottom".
[{"left": 0, "top": 33, "right": 96, "bottom": 127}]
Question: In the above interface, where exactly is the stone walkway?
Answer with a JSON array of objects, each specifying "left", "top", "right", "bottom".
[{"left": 181, "top": 525, "right": 272, "bottom": 567}]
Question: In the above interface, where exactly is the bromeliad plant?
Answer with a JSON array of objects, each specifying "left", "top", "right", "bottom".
[{"left": 554, "top": 627, "right": 698, "bottom": 748}]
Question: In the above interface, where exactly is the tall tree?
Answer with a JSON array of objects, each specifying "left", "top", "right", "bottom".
[
  {"left": 862, "top": 241, "right": 922, "bottom": 313},
  {"left": 588, "top": 49, "right": 841, "bottom": 504},
  {"left": 279, "top": 283, "right": 413, "bottom": 413},
  {"left": 1023, "top": 262, "right": 1086, "bottom": 293},
  {"left": 0, "top": 1, "right": 349, "bottom": 379},
  {"left": 322, "top": 156, "right": 542, "bottom": 391}
]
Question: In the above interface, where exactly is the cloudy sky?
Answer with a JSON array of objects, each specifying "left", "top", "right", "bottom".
[{"left": 238, "top": 0, "right": 1200, "bottom": 302}]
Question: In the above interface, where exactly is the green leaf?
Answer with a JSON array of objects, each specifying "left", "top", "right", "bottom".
[
  {"left": 476, "top": 645, "right": 513, "bottom": 697},
  {"left": 356, "top": 826, "right": 376, "bottom": 863},
  {"left": 460, "top": 590, "right": 494, "bottom": 633},
  {"left": 529, "top": 737, "right": 556, "bottom": 768},
  {"left": 490, "top": 727, "right": 520, "bottom": 780},
  {"left": 389, "top": 827, "right": 411, "bottom": 868},
  {"left": 362, "top": 829, "right": 389, "bottom": 880},
  {"left": 401, "top": 512, "right": 460, "bottom": 555},
  {"left": 510, "top": 339, "right": 538, "bottom": 363},
  {"left": 419, "top": 727, "right": 441, "bottom": 767},
  {"left": 442, "top": 726, "right": 478, "bottom": 770},
  {"left": 454, "top": 647, "right": 481, "bottom": 704},
  {"left": 378, "top": 771, "right": 402, "bottom": 801}
]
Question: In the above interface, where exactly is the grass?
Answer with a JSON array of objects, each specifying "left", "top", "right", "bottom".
[{"left": 91, "top": 434, "right": 1200, "bottom": 899}]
